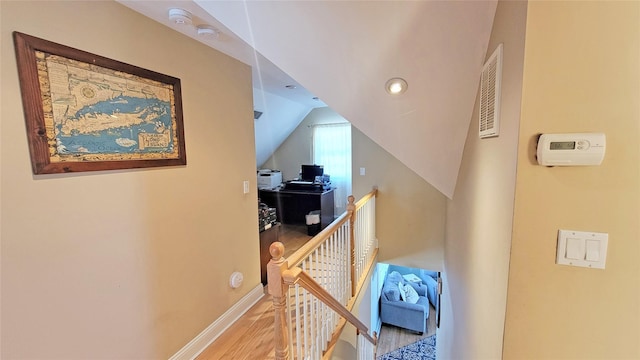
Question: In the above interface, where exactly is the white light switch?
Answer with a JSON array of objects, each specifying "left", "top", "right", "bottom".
[
  {"left": 566, "top": 238, "right": 584, "bottom": 260},
  {"left": 557, "top": 230, "right": 608, "bottom": 269},
  {"left": 585, "top": 240, "right": 600, "bottom": 261},
  {"left": 360, "top": 167, "right": 366, "bottom": 176},
  {"left": 243, "top": 180, "right": 250, "bottom": 194}
]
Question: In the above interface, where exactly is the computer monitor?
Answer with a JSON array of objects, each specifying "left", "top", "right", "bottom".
[{"left": 301, "top": 164, "right": 324, "bottom": 182}]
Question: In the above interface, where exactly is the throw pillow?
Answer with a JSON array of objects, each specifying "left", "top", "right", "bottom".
[
  {"left": 404, "top": 283, "right": 420, "bottom": 304},
  {"left": 383, "top": 284, "right": 400, "bottom": 302},
  {"left": 424, "top": 276, "right": 438, "bottom": 306},
  {"left": 398, "top": 282, "right": 407, "bottom": 302},
  {"left": 387, "top": 271, "right": 405, "bottom": 286},
  {"left": 383, "top": 271, "right": 405, "bottom": 302}
]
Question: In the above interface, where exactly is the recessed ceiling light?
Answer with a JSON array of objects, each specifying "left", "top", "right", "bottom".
[
  {"left": 285, "top": 84, "right": 297, "bottom": 89},
  {"left": 385, "top": 77, "right": 408, "bottom": 95},
  {"left": 168, "top": 8, "right": 193, "bottom": 26}
]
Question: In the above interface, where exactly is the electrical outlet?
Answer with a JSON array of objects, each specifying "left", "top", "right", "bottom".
[{"left": 243, "top": 180, "right": 250, "bottom": 194}]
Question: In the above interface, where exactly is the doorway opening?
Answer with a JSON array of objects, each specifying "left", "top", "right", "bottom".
[{"left": 373, "top": 263, "right": 441, "bottom": 358}]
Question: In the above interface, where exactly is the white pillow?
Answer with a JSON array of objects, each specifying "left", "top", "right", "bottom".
[
  {"left": 398, "top": 282, "right": 406, "bottom": 301},
  {"left": 399, "top": 283, "right": 419, "bottom": 304}
]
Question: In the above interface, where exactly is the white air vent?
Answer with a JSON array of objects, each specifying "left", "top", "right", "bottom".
[{"left": 479, "top": 43, "right": 503, "bottom": 138}]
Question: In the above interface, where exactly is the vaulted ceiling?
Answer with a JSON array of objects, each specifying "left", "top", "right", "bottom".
[{"left": 118, "top": 1, "right": 497, "bottom": 198}]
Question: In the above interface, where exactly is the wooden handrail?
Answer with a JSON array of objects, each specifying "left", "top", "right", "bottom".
[
  {"left": 354, "top": 187, "right": 378, "bottom": 211},
  {"left": 282, "top": 267, "right": 378, "bottom": 346},
  {"left": 348, "top": 195, "right": 357, "bottom": 297},
  {"left": 268, "top": 188, "right": 378, "bottom": 360},
  {"left": 323, "top": 244, "right": 379, "bottom": 359},
  {"left": 287, "top": 187, "right": 378, "bottom": 268}
]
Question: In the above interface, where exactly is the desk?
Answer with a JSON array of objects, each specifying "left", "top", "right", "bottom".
[
  {"left": 259, "top": 223, "right": 280, "bottom": 285},
  {"left": 259, "top": 188, "right": 335, "bottom": 229}
]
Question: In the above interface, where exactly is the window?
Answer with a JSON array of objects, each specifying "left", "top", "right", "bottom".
[{"left": 313, "top": 123, "right": 352, "bottom": 214}]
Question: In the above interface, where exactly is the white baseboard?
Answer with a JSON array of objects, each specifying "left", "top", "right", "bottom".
[{"left": 169, "top": 284, "right": 265, "bottom": 360}]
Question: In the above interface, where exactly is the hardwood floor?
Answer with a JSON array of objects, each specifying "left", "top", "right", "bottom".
[
  {"left": 278, "top": 224, "right": 313, "bottom": 258},
  {"left": 197, "top": 224, "right": 436, "bottom": 359},
  {"left": 197, "top": 224, "right": 310, "bottom": 360},
  {"left": 376, "top": 305, "right": 437, "bottom": 356},
  {"left": 196, "top": 290, "right": 276, "bottom": 360}
]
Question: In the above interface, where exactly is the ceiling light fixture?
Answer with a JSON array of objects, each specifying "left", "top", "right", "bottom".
[
  {"left": 385, "top": 77, "right": 408, "bottom": 95},
  {"left": 285, "top": 84, "right": 297, "bottom": 89},
  {"left": 168, "top": 8, "right": 193, "bottom": 26}
]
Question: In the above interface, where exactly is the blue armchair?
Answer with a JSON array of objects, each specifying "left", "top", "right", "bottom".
[{"left": 380, "top": 271, "right": 430, "bottom": 334}]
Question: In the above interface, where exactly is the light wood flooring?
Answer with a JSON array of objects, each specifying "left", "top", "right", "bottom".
[
  {"left": 376, "top": 304, "right": 437, "bottom": 356},
  {"left": 197, "top": 224, "right": 311, "bottom": 360},
  {"left": 197, "top": 224, "right": 436, "bottom": 359},
  {"left": 279, "top": 224, "right": 314, "bottom": 258},
  {"left": 196, "top": 291, "right": 275, "bottom": 360}
]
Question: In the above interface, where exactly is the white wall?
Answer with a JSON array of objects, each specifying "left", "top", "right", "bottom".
[
  {"left": 372, "top": 263, "right": 389, "bottom": 334},
  {"left": 254, "top": 88, "right": 311, "bottom": 167},
  {"left": 439, "top": 1, "right": 527, "bottom": 358}
]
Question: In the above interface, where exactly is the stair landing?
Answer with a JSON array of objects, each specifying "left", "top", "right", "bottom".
[{"left": 196, "top": 290, "right": 275, "bottom": 360}]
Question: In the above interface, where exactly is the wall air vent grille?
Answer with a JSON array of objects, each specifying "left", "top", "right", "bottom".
[{"left": 479, "top": 43, "right": 503, "bottom": 139}]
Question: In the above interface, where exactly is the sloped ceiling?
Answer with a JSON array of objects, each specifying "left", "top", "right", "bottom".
[
  {"left": 119, "top": 0, "right": 497, "bottom": 198},
  {"left": 253, "top": 88, "right": 312, "bottom": 167},
  {"left": 116, "top": 0, "right": 326, "bottom": 170},
  {"left": 197, "top": 1, "right": 497, "bottom": 198}
]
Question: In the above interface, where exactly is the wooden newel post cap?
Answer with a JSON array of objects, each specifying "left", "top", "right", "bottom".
[
  {"left": 270, "top": 241, "right": 285, "bottom": 260},
  {"left": 347, "top": 195, "right": 355, "bottom": 212}
]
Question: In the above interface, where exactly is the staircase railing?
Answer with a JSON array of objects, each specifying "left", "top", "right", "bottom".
[{"left": 267, "top": 187, "right": 378, "bottom": 360}]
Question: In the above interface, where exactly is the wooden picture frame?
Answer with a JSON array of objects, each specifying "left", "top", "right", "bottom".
[{"left": 13, "top": 32, "right": 186, "bottom": 174}]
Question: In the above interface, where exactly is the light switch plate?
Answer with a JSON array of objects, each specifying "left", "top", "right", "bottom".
[
  {"left": 565, "top": 237, "right": 584, "bottom": 260},
  {"left": 557, "top": 230, "right": 608, "bottom": 269}
]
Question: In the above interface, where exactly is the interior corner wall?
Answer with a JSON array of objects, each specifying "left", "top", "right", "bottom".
[
  {"left": 253, "top": 88, "right": 312, "bottom": 168},
  {"left": 504, "top": 2, "right": 640, "bottom": 358},
  {"left": 260, "top": 106, "right": 347, "bottom": 181},
  {"left": 1, "top": 2, "right": 258, "bottom": 359},
  {"left": 439, "top": 0, "right": 527, "bottom": 358},
  {"left": 352, "top": 127, "right": 446, "bottom": 271},
  {"left": 264, "top": 107, "right": 446, "bottom": 271}
]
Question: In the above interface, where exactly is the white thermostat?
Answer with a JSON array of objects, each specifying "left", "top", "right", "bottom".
[{"left": 536, "top": 133, "right": 605, "bottom": 166}]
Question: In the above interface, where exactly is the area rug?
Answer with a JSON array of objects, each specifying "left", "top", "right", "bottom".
[{"left": 377, "top": 334, "right": 436, "bottom": 360}]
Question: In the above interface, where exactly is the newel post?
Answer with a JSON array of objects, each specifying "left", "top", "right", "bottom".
[
  {"left": 347, "top": 195, "right": 356, "bottom": 297},
  {"left": 267, "top": 242, "right": 290, "bottom": 360}
]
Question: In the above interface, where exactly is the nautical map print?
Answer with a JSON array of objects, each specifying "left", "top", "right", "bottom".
[{"left": 37, "top": 52, "right": 179, "bottom": 162}]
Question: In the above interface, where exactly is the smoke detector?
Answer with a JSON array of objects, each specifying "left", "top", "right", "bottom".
[
  {"left": 197, "top": 26, "right": 220, "bottom": 38},
  {"left": 168, "top": 8, "right": 193, "bottom": 25}
]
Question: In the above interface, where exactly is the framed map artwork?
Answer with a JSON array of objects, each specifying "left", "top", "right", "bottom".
[{"left": 13, "top": 32, "right": 186, "bottom": 174}]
